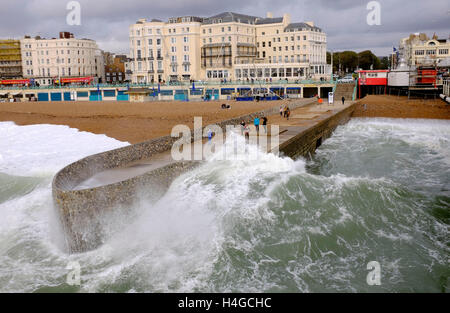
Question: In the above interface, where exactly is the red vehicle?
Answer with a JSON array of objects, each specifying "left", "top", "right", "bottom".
[
  {"left": 0, "top": 79, "right": 31, "bottom": 86},
  {"left": 60, "top": 76, "right": 93, "bottom": 85}
]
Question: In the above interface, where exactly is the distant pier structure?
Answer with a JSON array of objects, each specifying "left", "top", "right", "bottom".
[{"left": 355, "top": 59, "right": 445, "bottom": 99}]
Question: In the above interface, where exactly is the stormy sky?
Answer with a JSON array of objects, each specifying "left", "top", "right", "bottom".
[{"left": 0, "top": 0, "right": 448, "bottom": 56}]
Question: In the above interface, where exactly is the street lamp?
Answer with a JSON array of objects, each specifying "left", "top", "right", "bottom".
[
  {"left": 330, "top": 50, "right": 334, "bottom": 83},
  {"left": 57, "top": 56, "right": 61, "bottom": 89}
]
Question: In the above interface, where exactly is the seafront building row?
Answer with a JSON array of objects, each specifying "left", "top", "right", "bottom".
[
  {"left": 1, "top": 11, "right": 449, "bottom": 90},
  {"left": 0, "top": 33, "right": 105, "bottom": 86},
  {"left": 128, "top": 12, "right": 329, "bottom": 84},
  {"left": 20, "top": 32, "right": 104, "bottom": 86}
]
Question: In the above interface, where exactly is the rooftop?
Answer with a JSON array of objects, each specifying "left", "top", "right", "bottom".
[
  {"left": 202, "top": 12, "right": 259, "bottom": 25},
  {"left": 134, "top": 12, "right": 323, "bottom": 32},
  {"left": 285, "top": 22, "right": 322, "bottom": 32},
  {"left": 255, "top": 17, "right": 283, "bottom": 25}
]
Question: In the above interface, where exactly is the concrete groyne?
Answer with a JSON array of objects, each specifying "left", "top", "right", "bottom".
[{"left": 53, "top": 100, "right": 357, "bottom": 253}]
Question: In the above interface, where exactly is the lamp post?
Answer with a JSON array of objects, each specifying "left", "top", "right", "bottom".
[
  {"left": 330, "top": 50, "right": 334, "bottom": 83},
  {"left": 57, "top": 57, "right": 61, "bottom": 89}
]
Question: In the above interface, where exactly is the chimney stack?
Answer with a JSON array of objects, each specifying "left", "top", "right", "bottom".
[
  {"left": 267, "top": 12, "right": 273, "bottom": 18},
  {"left": 282, "top": 13, "right": 291, "bottom": 26},
  {"left": 59, "top": 32, "right": 73, "bottom": 39}
]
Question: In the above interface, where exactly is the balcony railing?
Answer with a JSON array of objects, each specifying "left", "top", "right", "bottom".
[
  {"left": 201, "top": 62, "right": 233, "bottom": 69},
  {"left": 236, "top": 52, "right": 257, "bottom": 57},
  {"left": 201, "top": 52, "right": 232, "bottom": 57}
]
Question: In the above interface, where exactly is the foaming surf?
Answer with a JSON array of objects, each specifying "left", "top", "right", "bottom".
[{"left": 0, "top": 119, "right": 449, "bottom": 292}]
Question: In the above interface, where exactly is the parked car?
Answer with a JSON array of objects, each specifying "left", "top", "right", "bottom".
[{"left": 338, "top": 75, "right": 354, "bottom": 83}]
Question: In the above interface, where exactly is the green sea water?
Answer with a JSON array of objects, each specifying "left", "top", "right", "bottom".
[{"left": 0, "top": 118, "right": 448, "bottom": 293}]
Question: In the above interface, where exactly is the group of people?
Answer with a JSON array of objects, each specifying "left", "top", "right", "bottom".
[
  {"left": 240, "top": 116, "right": 268, "bottom": 142},
  {"left": 280, "top": 105, "right": 291, "bottom": 120}
]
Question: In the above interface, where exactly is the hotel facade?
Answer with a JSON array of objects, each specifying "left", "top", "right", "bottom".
[
  {"left": 20, "top": 32, "right": 105, "bottom": 86},
  {"left": 0, "top": 39, "right": 22, "bottom": 79},
  {"left": 128, "top": 12, "right": 329, "bottom": 83},
  {"left": 399, "top": 33, "right": 450, "bottom": 67}
]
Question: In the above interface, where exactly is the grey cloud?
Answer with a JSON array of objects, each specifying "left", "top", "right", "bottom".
[{"left": 0, "top": 0, "right": 448, "bottom": 56}]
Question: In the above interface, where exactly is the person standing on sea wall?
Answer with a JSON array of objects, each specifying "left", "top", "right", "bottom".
[
  {"left": 207, "top": 128, "right": 213, "bottom": 142},
  {"left": 342, "top": 96, "right": 345, "bottom": 105},
  {"left": 283, "top": 105, "right": 289, "bottom": 118},
  {"left": 240, "top": 120, "right": 246, "bottom": 135},
  {"left": 262, "top": 116, "right": 268, "bottom": 133},
  {"left": 243, "top": 124, "right": 250, "bottom": 143},
  {"left": 254, "top": 117, "right": 260, "bottom": 133}
]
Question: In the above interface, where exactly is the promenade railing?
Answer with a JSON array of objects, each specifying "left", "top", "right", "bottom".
[{"left": 0, "top": 79, "right": 336, "bottom": 91}]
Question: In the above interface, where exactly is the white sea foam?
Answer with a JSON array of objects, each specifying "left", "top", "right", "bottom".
[
  {"left": 0, "top": 122, "right": 129, "bottom": 177},
  {"left": 0, "top": 122, "right": 130, "bottom": 292}
]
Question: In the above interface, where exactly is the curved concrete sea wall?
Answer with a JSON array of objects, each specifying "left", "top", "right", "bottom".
[
  {"left": 277, "top": 103, "right": 357, "bottom": 159},
  {"left": 53, "top": 100, "right": 314, "bottom": 253}
]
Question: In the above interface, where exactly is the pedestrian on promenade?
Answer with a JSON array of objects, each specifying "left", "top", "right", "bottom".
[
  {"left": 342, "top": 96, "right": 345, "bottom": 105},
  {"left": 286, "top": 107, "right": 291, "bottom": 120},
  {"left": 254, "top": 117, "right": 260, "bottom": 133},
  {"left": 207, "top": 128, "right": 213, "bottom": 142},
  {"left": 244, "top": 124, "right": 250, "bottom": 143},
  {"left": 240, "top": 120, "right": 246, "bottom": 135},
  {"left": 262, "top": 116, "right": 268, "bottom": 133},
  {"left": 280, "top": 105, "right": 283, "bottom": 117}
]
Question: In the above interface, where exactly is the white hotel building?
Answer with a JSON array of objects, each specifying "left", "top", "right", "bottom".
[
  {"left": 128, "top": 12, "right": 329, "bottom": 83},
  {"left": 20, "top": 32, "right": 105, "bottom": 85}
]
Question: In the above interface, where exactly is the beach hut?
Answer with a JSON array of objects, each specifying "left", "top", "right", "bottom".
[{"left": 125, "top": 88, "right": 153, "bottom": 102}]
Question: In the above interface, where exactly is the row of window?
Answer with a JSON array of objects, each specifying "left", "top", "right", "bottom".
[
  {"left": 135, "top": 49, "right": 162, "bottom": 59},
  {"left": 133, "top": 28, "right": 195, "bottom": 36},
  {"left": 24, "top": 49, "right": 92, "bottom": 57},
  {"left": 135, "top": 61, "right": 191, "bottom": 74},
  {"left": 24, "top": 42, "right": 94, "bottom": 48},
  {"left": 202, "top": 36, "right": 254, "bottom": 44},
  {"left": 206, "top": 70, "right": 229, "bottom": 78},
  {"left": 132, "top": 25, "right": 281, "bottom": 37},
  {"left": 170, "top": 55, "right": 190, "bottom": 62},
  {"left": 235, "top": 67, "right": 307, "bottom": 78},
  {"left": 170, "top": 46, "right": 190, "bottom": 52},
  {"left": 131, "top": 33, "right": 324, "bottom": 47},
  {"left": 415, "top": 49, "right": 449, "bottom": 55},
  {"left": 134, "top": 37, "right": 190, "bottom": 46},
  {"left": 171, "top": 64, "right": 191, "bottom": 72},
  {"left": 35, "top": 66, "right": 95, "bottom": 77},
  {"left": 35, "top": 58, "right": 89, "bottom": 65},
  {"left": 135, "top": 61, "right": 163, "bottom": 71},
  {"left": 202, "top": 26, "right": 253, "bottom": 34},
  {"left": 258, "top": 36, "right": 308, "bottom": 45},
  {"left": 235, "top": 65, "right": 325, "bottom": 78},
  {"left": 168, "top": 27, "right": 190, "bottom": 34},
  {"left": 260, "top": 45, "right": 309, "bottom": 52}
]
